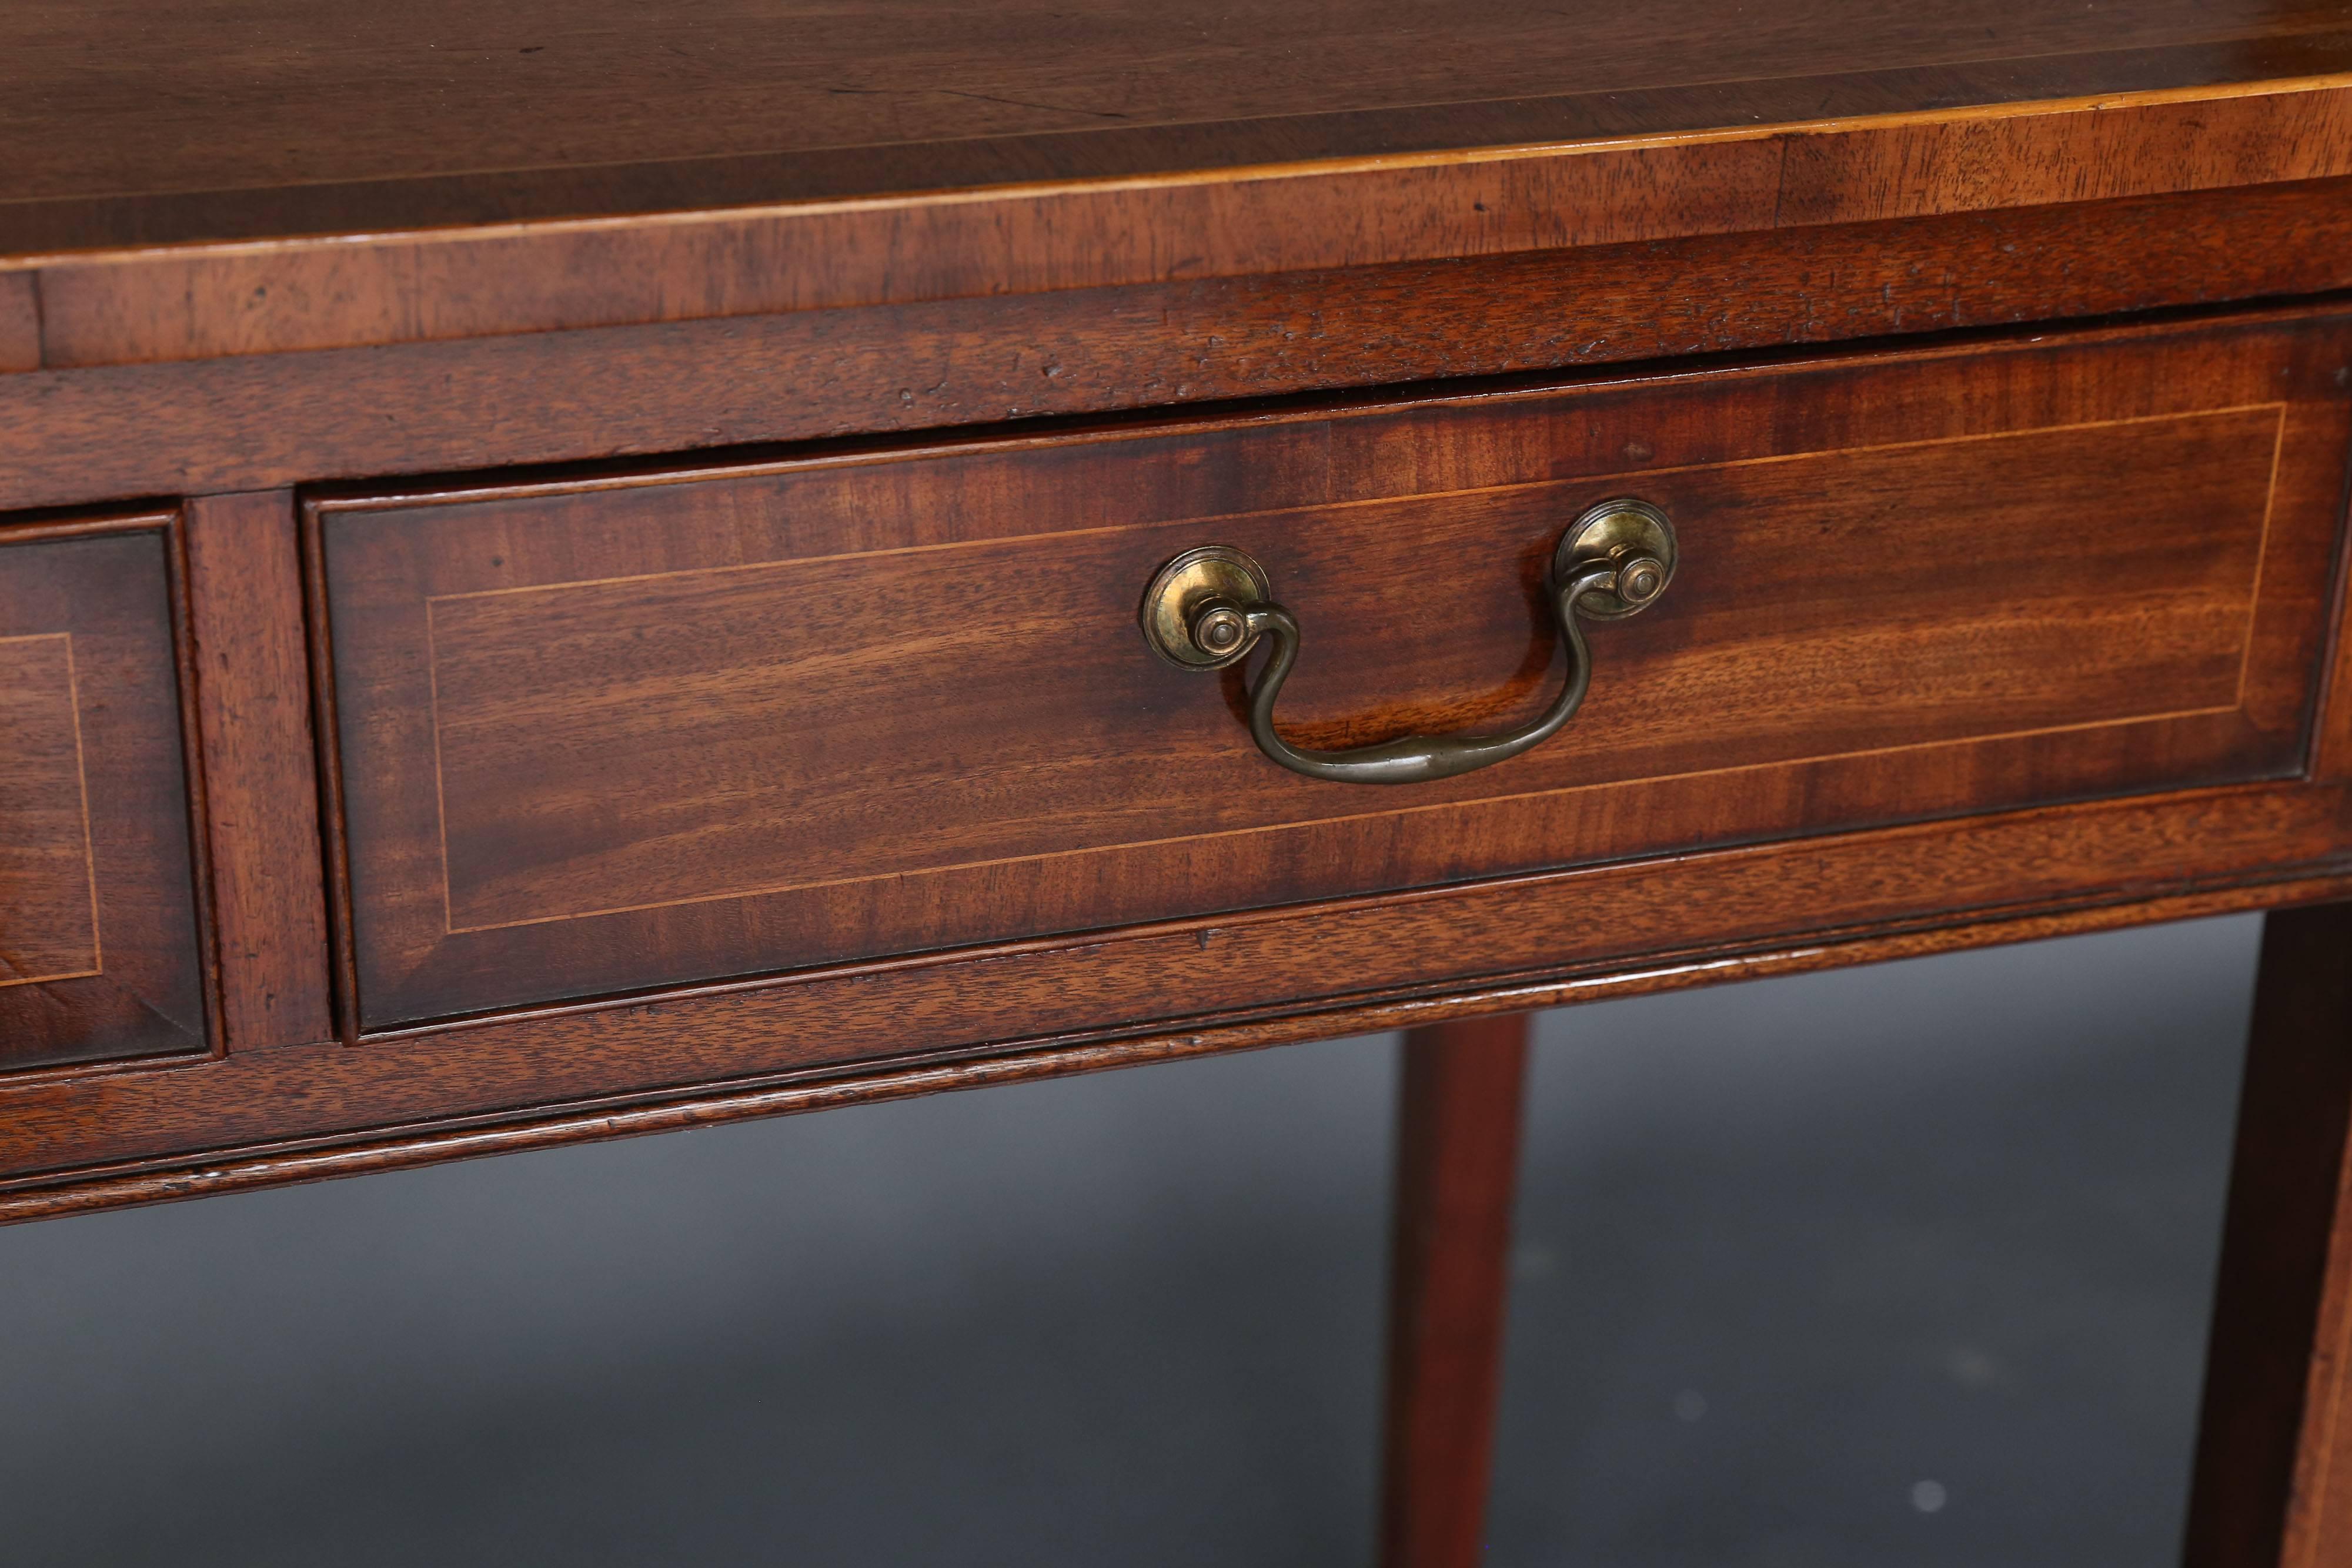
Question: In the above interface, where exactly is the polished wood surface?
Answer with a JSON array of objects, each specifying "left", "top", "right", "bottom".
[
  {"left": 6, "top": 1, "right": 2349, "bottom": 257},
  {"left": 0, "top": 864, "right": 2345, "bottom": 1225},
  {"left": 1, "top": 633, "right": 96, "bottom": 981},
  {"left": 312, "top": 312, "right": 2346, "bottom": 1027},
  {"left": 6, "top": 14, "right": 2352, "bottom": 1552},
  {"left": 8, "top": 183, "right": 2350, "bottom": 506},
  {"left": 15, "top": 79, "right": 2352, "bottom": 372},
  {"left": 0, "top": 513, "right": 211, "bottom": 1071},
  {"left": 2186, "top": 903, "right": 2352, "bottom": 1568},
  {"left": 7, "top": 775, "right": 2350, "bottom": 1209},
  {"left": 0, "top": 287, "right": 2342, "bottom": 1205},
  {"left": 183, "top": 494, "right": 333, "bottom": 1052},
  {"left": 9, "top": 180, "right": 2352, "bottom": 519},
  {"left": 1381, "top": 1016, "right": 1531, "bottom": 1568}
]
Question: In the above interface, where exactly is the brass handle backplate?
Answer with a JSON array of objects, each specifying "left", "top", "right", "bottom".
[{"left": 1139, "top": 499, "right": 1676, "bottom": 785}]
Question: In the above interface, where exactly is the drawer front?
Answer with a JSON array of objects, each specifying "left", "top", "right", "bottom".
[
  {"left": 0, "top": 514, "right": 211, "bottom": 1070},
  {"left": 316, "top": 316, "right": 2350, "bottom": 1030}
]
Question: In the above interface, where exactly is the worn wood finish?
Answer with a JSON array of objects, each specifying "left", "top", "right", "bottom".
[
  {"left": 1381, "top": 1015, "right": 1532, "bottom": 1568},
  {"left": 0, "top": 511, "right": 211, "bottom": 1071},
  {"left": 2185, "top": 904, "right": 2352, "bottom": 1568},
  {"left": 312, "top": 313, "right": 2348, "bottom": 1028},
  {"left": 182, "top": 494, "right": 333, "bottom": 1052}
]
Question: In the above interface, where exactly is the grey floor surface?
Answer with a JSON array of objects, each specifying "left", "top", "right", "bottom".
[{"left": 0, "top": 914, "right": 2262, "bottom": 1566}]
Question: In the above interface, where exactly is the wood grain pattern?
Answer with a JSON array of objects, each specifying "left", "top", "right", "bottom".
[
  {"left": 5, "top": 20, "right": 2352, "bottom": 1536},
  {"left": 183, "top": 493, "right": 333, "bottom": 1052},
  {"left": 4, "top": 2, "right": 2350, "bottom": 264},
  {"left": 2309, "top": 433, "right": 2352, "bottom": 788},
  {"left": 0, "top": 513, "right": 211, "bottom": 1071},
  {"left": 0, "top": 871, "right": 2346, "bottom": 1229},
  {"left": 1381, "top": 1015, "right": 1531, "bottom": 1568},
  {"left": 0, "top": 270, "right": 36, "bottom": 374},
  {"left": 19, "top": 77, "right": 2352, "bottom": 369},
  {"left": 0, "top": 633, "right": 99, "bottom": 984},
  {"left": 313, "top": 315, "right": 2344, "bottom": 1028},
  {"left": 6, "top": 180, "right": 2352, "bottom": 520},
  {"left": 2184, "top": 903, "right": 2352, "bottom": 1568},
  {"left": 3, "top": 781, "right": 2350, "bottom": 1219},
  {"left": 2281, "top": 1100, "right": 2352, "bottom": 1564},
  {"left": 0, "top": 4, "right": 2346, "bottom": 1302}
]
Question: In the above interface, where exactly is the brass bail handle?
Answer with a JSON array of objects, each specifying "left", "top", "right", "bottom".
[{"left": 1138, "top": 499, "right": 1676, "bottom": 785}]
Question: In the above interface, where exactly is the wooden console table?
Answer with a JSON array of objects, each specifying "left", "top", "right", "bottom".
[{"left": 7, "top": 4, "right": 2352, "bottom": 1560}]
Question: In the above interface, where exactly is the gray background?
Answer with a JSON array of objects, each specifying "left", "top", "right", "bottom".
[{"left": 0, "top": 914, "right": 2260, "bottom": 1566}]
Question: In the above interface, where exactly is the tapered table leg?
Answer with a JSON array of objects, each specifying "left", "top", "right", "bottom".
[
  {"left": 2184, "top": 902, "right": 2352, "bottom": 1567},
  {"left": 1378, "top": 1012, "right": 1533, "bottom": 1568}
]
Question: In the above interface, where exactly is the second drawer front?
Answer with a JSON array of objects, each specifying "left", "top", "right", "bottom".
[{"left": 316, "top": 314, "right": 2349, "bottom": 1029}]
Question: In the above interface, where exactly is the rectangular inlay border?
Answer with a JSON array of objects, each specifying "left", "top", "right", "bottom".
[
  {"left": 0, "top": 631, "right": 101, "bottom": 986},
  {"left": 418, "top": 406, "right": 2283, "bottom": 935}
]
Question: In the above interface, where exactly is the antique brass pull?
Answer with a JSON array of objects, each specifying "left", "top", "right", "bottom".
[{"left": 1139, "top": 499, "right": 1677, "bottom": 785}]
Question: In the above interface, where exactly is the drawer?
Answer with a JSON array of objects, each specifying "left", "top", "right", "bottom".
[
  {"left": 313, "top": 315, "right": 2351, "bottom": 1031},
  {"left": 0, "top": 513, "right": 211, "bottom": 1071}
]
